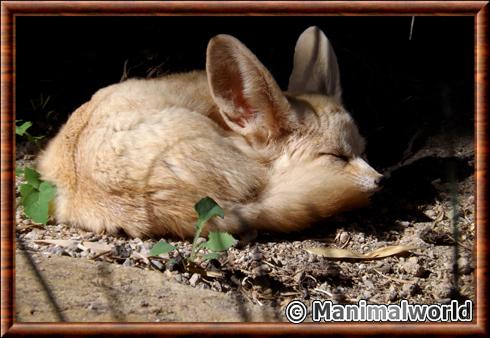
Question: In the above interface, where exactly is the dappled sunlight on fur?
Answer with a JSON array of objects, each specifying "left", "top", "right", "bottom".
[{"left": 38, "top": 27, "right": 382, "bottom": 239}]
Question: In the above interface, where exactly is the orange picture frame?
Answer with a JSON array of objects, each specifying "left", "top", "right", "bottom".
[{"left": 1, "top": 1, "right": 488, "bottom": 336}]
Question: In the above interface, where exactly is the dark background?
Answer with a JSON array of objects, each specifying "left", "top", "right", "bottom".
[{"left": 16, "top": 16, "right": 473, "bottom": 169}]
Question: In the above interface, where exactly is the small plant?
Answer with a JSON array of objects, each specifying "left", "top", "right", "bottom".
[
  {"left": 17, "top": 167, "right": 56, "bottom": 224},
  {"left": 149, "top": 197, "right": 237, "bottom": 263},
  {"left": 30, "top": 93, "right": 55, "bottom": 119},
  {"left": 15, "top": 120, "right": 45, "bottom": 148},
  {"left": 15, "top": 121, "right": 32, "bottom": 136},
  {"left": 16, "top": 118, "right": 54, "bottom": 223}
]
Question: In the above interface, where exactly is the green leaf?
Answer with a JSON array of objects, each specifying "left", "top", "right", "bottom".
[
  {"left": 23, "top": 190, "right": 49, "bottom": 224},
  {"left": 149, "top": 241, "right": 177, "bottom": 256},
  {"left": 39, "top": 181, "right": 56, "bottom": 201},
  {"left": 24, "top": 167, "right": 41, "bottom": 189},
  {"left": 204, "top": 231, "right": 237, "bottom": 252},
  {"left": 16, "top": 121, "right": 32, "bottom": 136},
  {"left": 19, "top": 175, "right": 56, "bottom": 224},
  {"left": 190, "top": 197, "right": 225, "bottom": 262},
  {"left": 25, "top": 133, "right": 45, "bottom": 144},
  {"left": 16, "top": 167, "right": 25, "bottom": 177},
  {"left": 32, "top": 135, "right": 45, "bottom": 141},
  {"left": 195, "top": 197, "right": 224, "bottom": 225},
  {"left": 202, "top": 252, "right": 220, "bottom": 261},
  {"left": 19, "top": 183, "right": 34, "bottom": 204}
]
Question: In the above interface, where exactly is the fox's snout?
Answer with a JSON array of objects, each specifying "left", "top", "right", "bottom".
[{"left": 347, "top": 157, "right": 384, "bottom": 193}]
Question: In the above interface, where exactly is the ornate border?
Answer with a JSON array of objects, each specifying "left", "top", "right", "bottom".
[{"left": 1, "top": 1, "right": 488, "bottom": 336}]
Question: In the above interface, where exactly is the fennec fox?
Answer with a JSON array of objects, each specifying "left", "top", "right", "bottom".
[{"left": 38, "top": 27, "right": 383, "bottom": 239}]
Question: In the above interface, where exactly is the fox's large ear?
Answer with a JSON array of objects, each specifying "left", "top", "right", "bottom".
[
  {"left": 207, "top": 34, "right": 294, "bottom": 146},
  {"left": 288, "top": 26, "right": 342, "bottom": 100}
]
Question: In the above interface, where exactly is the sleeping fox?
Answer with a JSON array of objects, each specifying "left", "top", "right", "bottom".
[{"left": 38, "top": 26, "right": 383, "bottom": 239}]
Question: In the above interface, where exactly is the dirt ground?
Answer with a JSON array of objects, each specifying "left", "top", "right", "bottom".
[
  {"left": 15, "top": 129, "right": 475, "bottom": 322},
  {"left": 15, "top": 250, "right": 281, "bottom": 322}
]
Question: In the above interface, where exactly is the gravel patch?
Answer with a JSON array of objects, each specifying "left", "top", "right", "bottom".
[{"left": 15, "top": 132, "right": 475, "bottom": 312}]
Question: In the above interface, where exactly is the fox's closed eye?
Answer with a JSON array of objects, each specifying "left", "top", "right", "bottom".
[{"left": 319, "top": 152, "right": 349, "bottom": 162}]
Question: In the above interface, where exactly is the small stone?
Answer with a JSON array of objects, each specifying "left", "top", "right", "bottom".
[
  {"left": 140, "top": 300, "right": 149, "bottom": 307},
  {"left": 362, "top": 290, "right": 372, "bottom": 299},
  {"left": 457, "top": 257, "right": 474, "bottom": 275},
  {"left": 398, "top": 221, "right": 410, "bottom": 227},
  {"left": 424, "top": 209, "right": 436, "bottom": 218},
  {"left": 150, "top": 260, "right": 164, "bottom": 270},
  {"left": 332, "top": 290, "right": 346, "bottom": 303},
  {"left": 82, "top": 233, "right": 94, "bottom": 240},
  {"left": 402, "top": 257, "right": 428, "bottom": 277},
  {"left": 166, "top": 256, "right": 183, "bottom": 271},
  {"left": 435, "top": 282, "right": 458, "bottom": 299},
  {"left": 252, "top": 264, "right": 270, "bottom": 276},
  {"left": 87, "top": 301, "right": 105, "bottom": 313},
  {"left": 24, "top": 230, "right": 41, "bottom": 241},
  {"left": 442, "top": 261, "right": 454, "bottom": 273},
  {"left": 226, "top": 276, "right": 238, "bottom": 287},
  {"left": 407, "top": 257, "right": 418, "bottom": 264},
  {"left": 307, "top": 254, "right": 317, "bottom": 263},
  {"left": 131, "top": 238, "right": 143, "bottom": 245},
  {"left": 149, "top": 306, "right": 162, "bottom": 315},
  {"left": 49, "top": 245, "right": 65, "bottom": 256},
  {"left": 388, "top": 286, "right": 398, "bottom": 302},
  {"left": 376, "top": 262, "right": 392, "bottom": 274},
  {"left": 251, "top": 252, "right": 263, "bottom": 261},
  {"left": 65, "top": 248, "right": 79, "bottom": 258},
  {"left": 402, "top": 283, "right": 421, "bottom": 296},
  {"left": 364, "top": 279, "right": 375, "bottom": 290},
  {"left": 339, "top": 231, "right": 350, "bottom": 244},
  {"left": 139, "top": 245, "right": 150, "bottom": 256},
  {"left": 293, "top": 271, "right": 304, "bottom": 284},
  {"left": 122, "top": 258, "right": 133, "bottom": 267},
  {"left": 163, "top": 270, "right": 173, "bottom": 279},
  {"left": 111, "top": 244, "right": 132, "bottom": 259},
  {"left": 212, "top": 280, "right": 222, "bottom": 292},
  {"left": 420, "top": 227, "right": 455, "bottom": 246},
  {"left": 437, "top": 298, "right": 452, "bottom": 305},
  {"left": 189, "top": 273, "right": 201, "bottom": 287}
]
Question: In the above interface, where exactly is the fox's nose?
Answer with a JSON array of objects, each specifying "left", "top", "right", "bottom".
[{"left": 375, "top": 175, "right": 386, "bottom": 187}]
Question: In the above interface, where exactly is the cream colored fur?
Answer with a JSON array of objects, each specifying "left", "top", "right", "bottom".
[{"left": 38, "top": 27, "right": 382, "bottom": 239}]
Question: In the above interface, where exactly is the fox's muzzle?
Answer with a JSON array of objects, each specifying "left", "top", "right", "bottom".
[{"left": 348, "top": 158, "right": 383, "bottom": 192}]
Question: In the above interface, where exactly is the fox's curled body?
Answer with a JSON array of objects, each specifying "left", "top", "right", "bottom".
[{"left": 38, "top": 27, "right": 382, "bottom": 239}]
